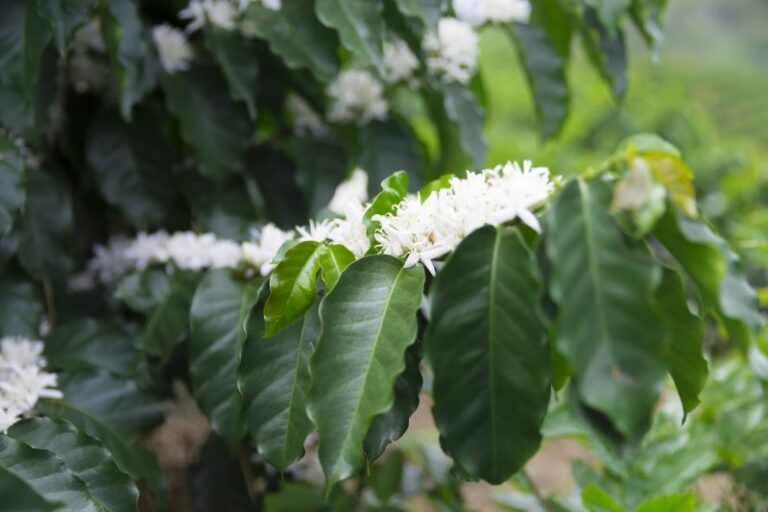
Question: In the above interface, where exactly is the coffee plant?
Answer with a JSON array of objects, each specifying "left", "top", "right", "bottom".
[{"left": 0, "top": 0, "right": 763, "bottom": 510}]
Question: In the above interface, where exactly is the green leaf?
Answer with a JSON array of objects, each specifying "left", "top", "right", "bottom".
[
  {"left": 579, "top": 7, "right": 626, "bottom": 100},
  {"left": 655, "top": 268, "right": 708, "bottom": 415},
  {"left": 189, "top": 269, "right": 262, "bottom": 447},
  {"left": 0, "top": 436, "right": 101, "bottom": 512},
  {"left": 8, "top": 417, "right": 138, "bottom": 512},
  {"left": 359, "top": 121, "right": 422, "bottom": 193},
  {"left": 293, "top": 135, "right": 348, "bottom": 215},
  {"left": 240, "top": 299, "right": 319, "bottom": 469},
  {"left": 115, "top": 268, "right": 170, "bottom": 314},
  {"left": 143, "top": 269, "right": 200, "bottom": 362},
  {"left": 392, "top": 0, "right": 443, "bottom": 29},
  {"left": 85, "top": 110, "right": 174, "bottom": 227},
  {"left": 369, "top": 450, "right": 405, "bottom": 503},
  {"left": 319, "top": 244, "right": 355, "bottom": 292},
  {"left": 653, "top": 208, "right": 762, "bottom": 352},
  {"left": 38, "top": 0, "right": 97, "bottom": 54},
  {"left": 0, "top": 464, "right": 60, "bottom": 511},
  {"left": 0, "top": 135, "right": 25, "bottom": 235},
  {"left": 630, "top": 0, "right": 669, "bottom": 52},
  {"left": 264, "top": 241, "right": 324, "bottom": 337},
  {"left": 364, "top": 170, "right": 409, "bottom": 239},
  {"left": 316, "top": 0, "right": 385, "bottom": 74},
  {"left": 584, "top": 0, "right": 632, "bottom": 32},
  {"left": 308, "top": 256, "right": 424, "bottom": 492},
  {"left": 100, "top": 0, "right": 158, "bottom": 120},
  {"left": 546, "top": 179, "right": 667, "bottom": 439},
  {"left": 18, "top": 170, "right": 75, "bottom": 281},
  {"left": 581, "top": 483, "right": 625, "bottom": 512},
  {"left": 45, "top": 318, "right": 135, "bottom": 376},
  {"left": 417, "top": 174, "right": 452, "bottom": 201},
  {"left": 635, "top": 492, "right": 695, "bottom": 512},
  {"left": 510, "top": 12, "right": 570, "bottom": 139},
  {"left": 442, "top": 83, "right": 486, "bottom": 169},
  {"left": 426, "top": 226, "right": 550, "bottom": 483},
  {"left": 204, "top": 26, "right": 259, "bottom": 120},
  {"left": 162, "top": 65, "right": 251, "bottom": 181},
  {"left": 0, "top": 275, "right": 42, "bottom": 338},
  {"left": 363, "top": 341, "right": 422, "bottom": 461},
  {"left": 243, "top": 2, "right": 338, "bottom": 82}
]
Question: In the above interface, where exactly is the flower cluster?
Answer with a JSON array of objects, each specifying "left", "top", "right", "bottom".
[
  {"left": 0, "top": 337, "right": 62, "bottom": 433},
  {"left": 423, "top": 17, "right": 479, "bottom": 84},
  {"left": 327, "top": 70, "right": 388, "bottom": 124},
  {"left": 373, "top": 161, "right": 554, "bottom": 274},
  {"left": 153, "top": 24, "right": 194, "bottom": 74},
  {"left": 453, "top": 0, "right": 531, "bottom": 26},
  {"left": 383, "top": 39, "right": 420, "bottom": 84}
]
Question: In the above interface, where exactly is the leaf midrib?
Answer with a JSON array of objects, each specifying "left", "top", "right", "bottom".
[{"left": 487, "top": 228, "right": 502, "bottom": 477}]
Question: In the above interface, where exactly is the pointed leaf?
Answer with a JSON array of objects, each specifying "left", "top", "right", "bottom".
[
  {"left": 316, "top": 0, "right": 384, "bottom": 74},
  {"left": 240, "top": 299, "right": 319, "bottom": 469},
  {"left": 319, "top": 244, "right": 355, "bottom": 292},
  {"left": 584, "top": 0, "right": 632, "bottom": 32},
  {"left": 579, "top": 7, "right": 626, "bottom": 99},
  {"left": 204, "top": 26, "right": 259, "bottom": 120},
  {"left": 630, "top": 0, "right": 669, "bottom": 52},
  {"left": 546, "top": 179, "right": 667, "bottom": 439},
  {"left": 8, "top": 417, "right": 138, "bottom": 512},
  {"left": 0, "top": 135, "right": 25, "bottom": 235},
  {"left": 636, "top": 492, "right": 695, "bottom": 512},
  {"left": 426, "top": 226, "right": 550, "bottom": 483},
  {"left": 308, "top": 256, "right": 424, "bottom": 491},
  {"left": 38, "top": 0, "right": 97, "bottom": 54},
  {"left": 440, "top": 83, "right": 485, "bottom": 169},
  {"left": 654, "top": 208, "right": 762, "bottom": 352},
  {"left": 243, "top": 2, "right": 338, "bottom": 82},
  {"left": 655, "top": 268, "right": 708, "bottom": 415},
  {"left": 581, "top": 483, "right": 625, "bottom": 512},
  {"left": 264, "top": 241, "right": 324, "bottom": 337},
  {"left": 189, "top": 269, "right": 262, "bottom": 447}
]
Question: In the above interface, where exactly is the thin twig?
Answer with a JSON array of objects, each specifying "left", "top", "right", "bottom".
[
  {"left": 521, "top": 468, "right": 553, "bottom": 512},
  {"left": 42, "top": 278, "right": 57, "bottom": 329}
]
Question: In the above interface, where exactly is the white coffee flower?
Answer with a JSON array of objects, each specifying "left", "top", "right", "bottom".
[
  {"left": 180, "top": 0, "right": 207, "bottom": 32},
  {"left": 0, "top": 337, "right": 62, "bottom": 433},
  {"left": 423, "top": 17, "right": 478, "bottom": 84},
  {"left": 612, "top": 157, "right": 666, "bottom": 212},
  {"left": 750, "top": 345, "right": 768, "bottom": 380},
  {"left": 327, "top": 70, "right": 388, "bottom": 124},
  {"left": 454, "top": 0, "right": 531, "bottom": 26},
  {"left": 383, "top": 39, "right": 420, "bottom": 84},
  {"left": 328, "top": 168, "right": 369, "bottom": 215},
  {"left": 237, "top": 0, "right": 280, "bottom": 10},
  {"left": 296, "top": 219, "right": 336, "bottom": 243},
  {"left": 208, "top": 239, "right": 243, "bottom": 268},
  {"left": 88, "top": 236, "right": 135, "bottom": 283},
  {"left": 241, "top": 224, "right": 295, "bottom": 276},
  {"left": 125, "top": 231, "right": 171, "bottom": 269},
  {"left": 286, "top": 94, "right": 328, "bottom": 136},
  {"left": 153, "top": 24, "right": 193, "bottom": 74},
  {"left": 329, "top": 201, "right": 371, "bottom": 258},
  {"left": 180, "top": 0, "right": 238, "bottom": 32}
]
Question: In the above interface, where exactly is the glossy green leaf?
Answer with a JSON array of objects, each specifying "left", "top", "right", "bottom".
[
  {"left": 18, "top": 170, "right": 75, "bottom": 281},
  {"left": 0, "top": 436, "right": 100, "bottom": 512},
  {"left": 38, "top": 0, "right": 97, "bottom": 54},
  {"left": 115, "top": 268, "right": 170, "bottom": 314},
  {"left": 392, "top": 0, "right": 443, "bottom": 29},
  {"left": 316, "top": 0, "right": 384, "bottom": 74},
  {"left": 0, "top": 464, "right": 60, "bottom": 511},
  {"left": 655, "top": 268, "right": 708, "bottom": 415},
  {"left": 44, "top": 318, "right": 135, "bottom": 376},
  {"left": 264, "top": 241, "right": 324, "bottom": 337},
  {"left": 426, "top": 226, "right": 550, "bottom": 483},
  {"left": 143, "top": 269, "right": 200, "bottom": 362},
  {"left": 0, "top": 135, "right": 25, "bottom": 235},
  {"left": 204, "top": 26, "right": 259, "bottom": 120},
  {"left": 364, "top": 170, "right": 409, "bottom": 239},
  {"left": 188, "top": 435, "right": 252, "bottom": 511},
  {"left": 319, "top": 244, "right": 355, "bottom": 292},
  {"left": 243, "top": 2, "right": 338, "bottom": 82},
  {"left": 189, "top": 269, "right": 262, "bottom": 447},
  {"left": 162, "top": 65, "right": 251, "bottom": 181},
  {"left": 546, "top": 179, "right": 667, "bottom": 439},
  {"left": 0, "top": 276, "right": 42, "bottom": 338},
  {"left": 100, "top": 0, "right": 158, "bottom": 120},
  {"left": 417, "top": 174, "right": 453, "bottom": 201},
  {"left": 8, "top": 417, "right": 138, "bottom": 512},
  {"left": 636, "top": 493, "right": 695, "bottom": 512},
  {"left": 581, "top": 483, "right": 625, "bottom": 512},
  {"left": 240, "top": 300, "right": 319, "bottom": 469},
  {"left": 579, "top": 7, "right": 626, "bottom": 100},
  {"left": 654, "top": 208, "right": 762, "bottom": 352},
  {"left": 363, "top": 341, "right": 422, "bottom": 461},
  {"left": 510, "top": 10, "right": 570, "bottom": 139},
  {"left": 308, "top": 256, "right": 424, "bottom": 492}
]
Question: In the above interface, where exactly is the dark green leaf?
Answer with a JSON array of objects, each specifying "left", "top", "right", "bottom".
[
  {"left": 0, "top": 0, "right": 49, "bottom": 108},
  {"left": 264, "top": 241, "right": 324, "bottom": 337},
  {"left": 45, "top": 318, "right": 135, "bottom": 376},
  {"left": 143, "top": 269, "right": 200, "bottom": 362},
  {"left": 546, "top": 179, "right": 666, "bottom": 439},
  {"left": 392, "top": 0, "right": 443, "bottom": 29},
  {"left": 429, "top": 83, "right": 486, "bottom": 171},
  {"left": 654, "top": 208, "right": 762, "bottom": 353},
  {"left": 243, "top": 2, "right": 338, "bottom": 82},
  {"left": 162, "top": 65, "right": 251, "bottom": 181},
  {"left": 8, "top": 417, "right": 138, "bottom": 512},
  {"left": 316, "top": 0, "right": 385, "bottom": 74},
  {"left": 308, "top": 256, "right": 424, "bottom": 491},
  {"left": 38, "top": 0, "right": 97, "bottom": 54},
  {"left": 240, "top": 299, "right": 318, "bottom": 469},
  {"left": 0, "top": 464, "right": 60, "bottom": 511},
  {"left": 319, "top": 244, "right": 355, "bottom": 292},
  {"left": 426, "top": 226, "right": 550, "bottom": 483},
  {"left": 189, "top": 269, "right": 262, "bottom": 447},
  {"left": 0, "top": 135, "right": 25, "bottom": 235},
  {"left": 655, "top": 268, "right": 708, "bottom": 415},
  {"left": 293, "top": 135, "right": 348, "bottom": 215},
  {"left": 579, "top": 7, "right": 626, "bottom": 100},
  {"left": 0, "top": 275, "right": 42, "bottom": 338},
  {"left": 18, "top": 170, "right": 75, "bottom": 280},
  {"left": 369, "top": 451, "right": 405, "bottom": 503},
  {"left": 188, "top": 435, "right": 252, "bottom": 512},
  {"left": 204, "top": 26, "right": 259, "bottom": 119},
  {"left": 630, "top": 0, "right": 669, "bottom": 52},
  {"left": 364, "top": 341, "right": 422, "bottom": 461},
  {"left": 264, "top": 483, "right": 326, "bottom": 512},
  {"left": 100, "top": 0, "right": 158, "bottom": 120},
  {"left": 115, "top": 268, "right": 170, "bottom": 314},
  {"left": 359, "top": 121, "right": 422, "bottom": 192},
  {"left": 584, "top": 0, "right": 632, "bottom": 32}
]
